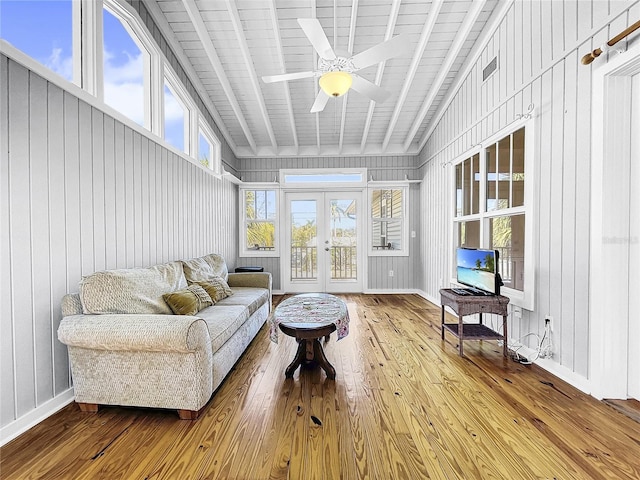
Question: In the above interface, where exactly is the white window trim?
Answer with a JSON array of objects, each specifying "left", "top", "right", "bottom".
[
  {"left": 198, "top": 119, "right": 222, "bottom": 175},
  {"left": 239, "top": 183, "right": 281, "bottom": 258},
  {"left": 451, "top": 117, "right": 535, "bottom": 310},
  {"left": 279, "top": 168, "right": 367, "bottom": 189},
  {"left": 367, "top": 182, "right": 410, "bottom": 257}
]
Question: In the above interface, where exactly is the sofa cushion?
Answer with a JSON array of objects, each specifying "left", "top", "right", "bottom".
[
  {"left": 215, "top": 287, "right": 269, "bottom": 316},
  {"left": 194, "top": 277, "right": 233, "bottom": 303},
  {"left": 182, "top": 253, "right": 229, "bottom": 284},
  {"left": 197, "top": 305, "right": 249, "bottom": 354},
  {"left": 79, "top": 262, "right": 187, "bottom": 315},
  {"left": 163, "top": 285, "right": 213, "bottom": 316}
]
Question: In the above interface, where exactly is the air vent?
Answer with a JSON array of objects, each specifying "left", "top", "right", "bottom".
[{"left": 483, "top": 56, "right": 498, "bottom": 81}]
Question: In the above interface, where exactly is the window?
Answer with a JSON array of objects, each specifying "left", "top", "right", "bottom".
[
  {"left": 240, "top": 188, "right": 278, "bottom": 257},
  {"left": 369, "top": 185, "right": 409, "bottom": 256},
  {"left": 0, "top": 0, "right": 74, "bottom": 82},
  {"left": 453, "top": 125, "right": 532, "bottom": 308},
  {"left": 103, "top": 4, "right": 147, "bottom": 126},
  {"left": 163, "top": 76, "right": 188, "bottom": 153},
  {"left": 198, "top": 122, "right": 221, "bottom": 173}
]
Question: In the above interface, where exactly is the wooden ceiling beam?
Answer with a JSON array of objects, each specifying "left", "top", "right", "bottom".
[
  {"left": 381, "top": 0, "right": 443, "bottom": 152},
  {"left": 182, "top": 0, "right": 257, "bottom": 154},
  {"left": 339, "top": 0, "right": 359, "bottom": 153},
  {"left": 225, "top": 0, "right": 278, "bottom": 152},
  {"left": 359, "top": 0, "right": 401, "bottom": 153},
  {"left": 403, "top": 0, "right": 486, "bottom": 152},
  {"left": 267, "top": 0, "right": 299, "bottom": 153}
]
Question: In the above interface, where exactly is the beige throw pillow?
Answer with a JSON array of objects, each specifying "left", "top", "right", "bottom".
[
  {"left": 194, "top": 277, "right": 234, "bottom": 303},
  {"left": 163, "top": 284, "right": 213, "bottom": 316}
]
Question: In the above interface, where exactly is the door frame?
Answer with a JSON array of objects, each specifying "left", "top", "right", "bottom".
[
  {"left": 589, "top": 41, "right": 640, "bottom": 399},
  {"left": 281, "top": 189, "right": 366, "bottom": 294}
]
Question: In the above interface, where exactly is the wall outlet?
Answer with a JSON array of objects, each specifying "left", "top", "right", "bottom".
[
  {"left": 411, "top": 230, "right": 416, "bottom": 238},
  {"left": 545, "top": 316, "right": 553, "bottom": 332},
  {"left": 389, "top": 270, "right": 394, "bottom": 277}
]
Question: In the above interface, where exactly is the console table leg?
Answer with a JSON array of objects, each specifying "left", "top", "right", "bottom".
[
  {"left": 441, "top": 306, "right": 445, "bottom": 340},
  {"left": 503, "top": 315, "right": 508, "bottom": 357},
  {"left": 458, "top": 317, "right": 464, "bottom": 357}
]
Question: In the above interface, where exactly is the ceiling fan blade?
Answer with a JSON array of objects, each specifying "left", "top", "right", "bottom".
[
  {"left": 350, "top": 75, "right": 390, "bottom": 104},
  {"left": 350, "top": 34, "right": 412, "bottom": 70},
  {"left": 262, "top": 71, "right": 316, "bottom": 83},
  {"left": 310, "top": 90, "right": 330, "bottom": 113},
  {"left": 297, "top": 18, "right": 336, "bottom": 60}
]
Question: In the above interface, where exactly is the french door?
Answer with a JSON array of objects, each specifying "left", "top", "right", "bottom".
[{"left": 283, "top": 191, "right": 363, "bottom": 293}]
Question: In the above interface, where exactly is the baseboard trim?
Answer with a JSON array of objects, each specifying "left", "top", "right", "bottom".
[
  {"left": 507, "top": 344, "right": 591, "bottom": 395},
  {"left": 0, "top": 388, "right": 75, "bottom": 447}
]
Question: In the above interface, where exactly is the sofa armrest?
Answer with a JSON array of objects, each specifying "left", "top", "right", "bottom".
[
  {"left": 58, "top": 314, "right": 210, "bottom": 353},
  {"left": 227, "top": 272, "right": 272, "bottom": 291}
]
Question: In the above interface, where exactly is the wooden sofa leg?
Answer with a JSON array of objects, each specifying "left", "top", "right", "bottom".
[
  {"left": 77, "top": 403, "right": 99, "bottom": 413},
  {"left": 177, "top": 407, "right": 204, "bottom": 420}
]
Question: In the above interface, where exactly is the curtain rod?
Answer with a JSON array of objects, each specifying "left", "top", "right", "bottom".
[{"left": 581, "top": 19, "right": 640, "bottom": 65}]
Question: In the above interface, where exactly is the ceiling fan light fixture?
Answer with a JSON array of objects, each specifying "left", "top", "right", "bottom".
[{"left": 319, "top": 71, "right": 352, "bottom": 97}]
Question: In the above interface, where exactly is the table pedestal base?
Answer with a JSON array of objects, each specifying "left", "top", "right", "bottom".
[{"left": 285, "top": 337, "right": 336, "bottom": 379}]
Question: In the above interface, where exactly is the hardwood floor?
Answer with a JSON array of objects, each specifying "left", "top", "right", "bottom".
[{"left": 2, "top": 294, "right": 639, "bottom": 479}]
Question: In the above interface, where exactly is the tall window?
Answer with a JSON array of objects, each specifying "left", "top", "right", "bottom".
[
  {"left": 103, "top": 5, "right": 147, "bottom": 126},
  {"left": 164, "top": 77, "right": 188, "bottom": 153},
  {"left": 369, "top": 185, "right": 408, "bottom": 256},
  {"left": 0, "top": 0, "right": 74, "bottom": 82},
  {"left": 453, "top": 125, "right": 531, "bottom": 307},
  {"left": 241, "top": 188, "right": 278, "bottom": 257}
]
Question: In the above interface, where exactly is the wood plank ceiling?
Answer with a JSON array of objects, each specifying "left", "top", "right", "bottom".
[{"left": 145, "top": 0, "right": 501, "bottom": 158}]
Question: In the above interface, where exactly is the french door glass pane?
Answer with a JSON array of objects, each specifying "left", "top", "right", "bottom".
[
  {"left": 290, "top": 200, "right": 317, "bottom": 280},
  {"left": 486, "top": 144, "right": 497, "bottom": 211},
  {"left": 489, "top": 214, "right": 525, "bottom": 291},
  {"left": 330, "top": 199, "right": 357, "bottom": 280},
  {"left": 472, "top": 153, "right": 480, "bottom": 214}
]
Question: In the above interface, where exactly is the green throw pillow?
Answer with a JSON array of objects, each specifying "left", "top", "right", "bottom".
[
  {"left": 194, "top": 277, "right": 233, "bottom": 303},
  {"left": 163, "top": 284, "right": 213, "bottom": 316}
]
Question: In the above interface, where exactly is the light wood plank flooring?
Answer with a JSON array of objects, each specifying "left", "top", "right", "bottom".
[{"left": 1, "top": 294, "right": 639, "bottom": 479}]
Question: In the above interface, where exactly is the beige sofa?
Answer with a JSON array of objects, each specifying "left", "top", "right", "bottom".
[{"left": 57, "top": 254, "right": 271, "bottom": 419}]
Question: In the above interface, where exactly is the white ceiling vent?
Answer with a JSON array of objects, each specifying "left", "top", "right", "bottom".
[{"left": 483, "top": 55, "right": 498, "bottom": 82}]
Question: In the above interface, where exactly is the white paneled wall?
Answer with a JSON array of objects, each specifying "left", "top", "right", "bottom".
[
  {"left": 0, "top": 54, "right": 238, "bottom": 437},
  {"left": 236, "top": 156, "right": 422, "bottom": 292},
  {"left": 418, "top": 0, "right": 640, "bottom": 382}
]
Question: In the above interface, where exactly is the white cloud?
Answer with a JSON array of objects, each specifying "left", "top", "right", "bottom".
[
  {"left": 164, "top": 87, "right": 186, "bottom": 124},
  {"left": 103, "top": 48, "right": 145, "bottom": 125},
  {"left": 45, "top": 47, "right": 73, "bottom": 81}
]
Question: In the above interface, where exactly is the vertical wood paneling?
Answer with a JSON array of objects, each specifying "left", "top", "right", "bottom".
[
  {"left": 47, "top": 82, "right": 69, "bottom": 395},
  {"left": 29, "top": 71, "right": 54, "bottom": 405},
  {"left": 1, "top": 55, "right": 239, "bottom": 434},
  {"left": 9, "top": 60, "right": 36, "bottom": 418},
  {"left": 418, "top": 1, "right": 640, "bottom": 378},
  {"left": 0, "top": 53, "right": 15, "bottom": 426}
]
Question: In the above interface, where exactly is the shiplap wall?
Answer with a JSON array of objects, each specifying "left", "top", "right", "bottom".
[
  {"left": 418, "top": 0, "right": 640, "bottom": 380},
  {"left": 235, "top": 156, "right": 422, "bottom": 292},
  {"left": 0, "top": 54, "right": 238, "bottom": 435}
]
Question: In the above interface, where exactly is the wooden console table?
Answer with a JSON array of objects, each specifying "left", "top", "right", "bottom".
[{"left": 439, "top": 289, "right": 510, "bottom": 357}]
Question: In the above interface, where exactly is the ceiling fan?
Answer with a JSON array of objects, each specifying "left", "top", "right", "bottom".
[{"left": 262, "top": 18, "right": 411, "bottom": 113}]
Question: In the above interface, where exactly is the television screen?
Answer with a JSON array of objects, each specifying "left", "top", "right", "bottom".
[{"left": 456, "top": 248, "right": 499, "bottom": 295}]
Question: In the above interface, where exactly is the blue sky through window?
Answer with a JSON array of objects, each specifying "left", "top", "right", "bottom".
[
  {"left": 164, "top": 81, "right": 186, "bottom": 152},
  {"left": 0, "top": 0, "right": 73, "bottom": 81}
]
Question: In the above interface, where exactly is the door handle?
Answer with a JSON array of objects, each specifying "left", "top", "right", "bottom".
[{"left": 324, "top": 247, "right": 330, "bottom": 251}]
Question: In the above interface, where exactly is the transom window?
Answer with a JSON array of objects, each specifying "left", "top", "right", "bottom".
[{"left": 453, "top": 125, "right": 533, "bottom": 308}]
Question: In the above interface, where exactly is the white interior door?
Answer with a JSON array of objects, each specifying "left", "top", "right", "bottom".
[{"left": 283, "top": 191, "right": 362, "bottom": 293}]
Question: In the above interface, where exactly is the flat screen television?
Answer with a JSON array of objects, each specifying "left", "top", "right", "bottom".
[{"left": 456, "top": 247, "right": 502, "bottom": 295}]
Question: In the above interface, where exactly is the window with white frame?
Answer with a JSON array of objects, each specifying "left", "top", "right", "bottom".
[
  {"left": 0, "top": 0, "right": 224, "bottom": 175},
  {"left": 163, "top": 75, "right": 189, "bottom": 153},
  {"left": 369, "top": 184, "right": 409, "bottom": 256},
  {"left": 453, "top": 124, "right": 532, "bottom": 308},
  {"left": 103, "top": 3, "right": 148, "bottom": 127},
  {"left": 198, "top": 122, "right": 221, "bottom": 173},
  {"left": 0, "top": 0, "right": 74, "bottom": 83},
  {"left": 240, "top": 187, "right": 278, "bottom": 257}
]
